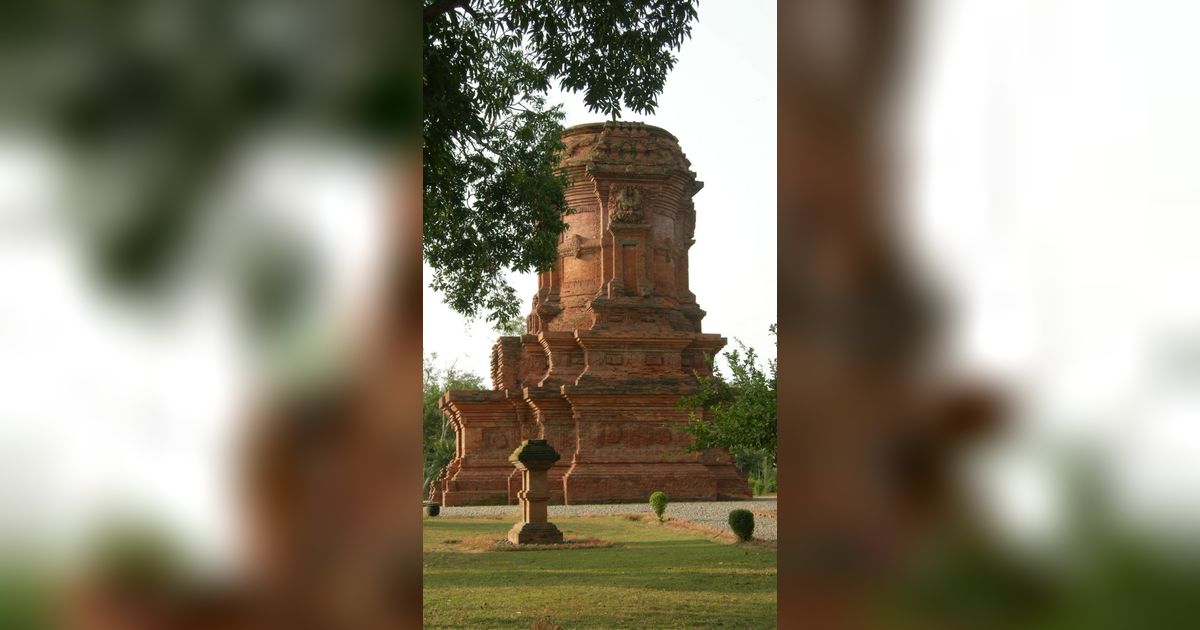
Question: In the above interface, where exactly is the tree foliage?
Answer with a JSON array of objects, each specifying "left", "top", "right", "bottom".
[
  {"left": 423, "top": 353, "right": 486, "bottom": 495},
  {"left": 495, "top": 313, "right": 527, "bottom": 336},
  {"left": 423, "top": 0, "right": 699, "bottom": 326},
  {"left": 3, "top": 1, "right": 420, "bottom": 304},
  {"left": 679, "top": 325, "right": 777, "bottom": 487}
]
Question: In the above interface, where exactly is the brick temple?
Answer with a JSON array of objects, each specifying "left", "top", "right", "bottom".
[{"left": 429, "top": 122, "right": 750, "bottom": 506}]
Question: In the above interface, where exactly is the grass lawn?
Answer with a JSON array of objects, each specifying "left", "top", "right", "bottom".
[{"left": 423, "top": 515, "right": 777, "bottom": 629}]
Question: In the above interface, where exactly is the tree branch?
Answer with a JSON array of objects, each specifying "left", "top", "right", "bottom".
[{"left": 424, "top": 0, "right": 470, "bottom": 20}]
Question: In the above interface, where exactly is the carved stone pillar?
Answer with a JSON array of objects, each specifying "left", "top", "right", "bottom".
[{"left": 507, "top": 439, "right": 564, "bottom": 544}]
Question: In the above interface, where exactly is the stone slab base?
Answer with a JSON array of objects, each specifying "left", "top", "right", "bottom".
[
  {"left": 441, "top": 489, "right": 510, "bottom": 506},
  {"left": 508, "top": 521, "right": 564, "bottom": 545},
  {"left": 439, "top": 464, "right": 514, "bottom": 506},
  {"left": 708, "top": 464, "right": 754, "bottom": 500},
  {"left": 563, "top": 462, "right": 727, "bottom": 504}
]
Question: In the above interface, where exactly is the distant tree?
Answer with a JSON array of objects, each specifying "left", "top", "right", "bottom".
[
  {"left": 423, "top": 0, "right": 699, "bottom": 327},
  {"left": 679, "top": 325, "right": 777, "bottom": 492},
  {"left": 423, "top": 353, "right": 486, "bottom": 495},
  {"left": 495, "top": 313, "right": 527, "bottom": 337}
]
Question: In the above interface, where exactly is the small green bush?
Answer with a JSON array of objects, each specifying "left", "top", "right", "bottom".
[
  {"left": 728, "top": 509, "right": 755, "bottom": 541},
  {"left": 649, "top": 491, "right": 669, "bottom": 523}
]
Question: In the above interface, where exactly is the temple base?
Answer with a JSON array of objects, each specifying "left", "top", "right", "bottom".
[
  {"left": 562, "top": 462, "right": 748, "bottom": 504},
  {"left": 439, "top": 464, "right": 512, "bottom": 506},
  {"left": 709, "top": 463, "right": 755, "bottom": 500}
]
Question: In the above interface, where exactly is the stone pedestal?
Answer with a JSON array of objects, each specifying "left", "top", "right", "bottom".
[{"left": 507, "top": 440, "right": 564, "bottom": 544}]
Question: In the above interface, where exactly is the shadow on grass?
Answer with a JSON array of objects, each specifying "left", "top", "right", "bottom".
[
  {"left": 424, "top": 561, "right": 777, "bottom": 595},
  {"left": 425, "top": 535, "right": 776, "bottom": 594}
]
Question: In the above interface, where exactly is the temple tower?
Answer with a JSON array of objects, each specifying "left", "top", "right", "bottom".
[{"left": 431, "top": 122, "right": 749, "bottom": 505}]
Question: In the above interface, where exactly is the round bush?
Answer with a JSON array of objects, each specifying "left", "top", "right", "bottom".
[
  {"left": 649, "top": 491, "right": 669, "bottom": 522},
  {"left": 728, "top": 509, "right": 755, "bottom": 541},
  {"left": 424, "top": 503, "right": 440, "bottom": 517}
]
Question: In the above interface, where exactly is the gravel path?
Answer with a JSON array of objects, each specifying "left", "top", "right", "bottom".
[{"left": 439, "top": 497, "right": 777, "bottom": 541}]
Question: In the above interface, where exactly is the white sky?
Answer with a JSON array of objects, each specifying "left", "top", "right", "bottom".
[
  {"left": 904, "top": 0, "right": 1200, "bottom": 538},
  {"left": 3, "top": 0, "right": 1200, "bottom": 556}
]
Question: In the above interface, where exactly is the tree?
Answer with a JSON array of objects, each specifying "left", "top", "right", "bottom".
[
  {"left": 423, "top": 0, "right": 699, "bottom": 327},
  {"left": 423, "top": 353, "right": 486, "bottom": 496},
  {"left": 679, "top": 325, "right": 777, "bottom": 492}
]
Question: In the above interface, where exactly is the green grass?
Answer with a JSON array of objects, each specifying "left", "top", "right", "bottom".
[{"left": 424, "top": 516, "right": 776, "bottom": 629}]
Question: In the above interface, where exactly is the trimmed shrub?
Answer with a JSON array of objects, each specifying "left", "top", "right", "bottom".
[
  {"left": 424, "top": 503, "right": 440, "bottom": 517},
  {"left": 649, "top": 491, "right": 669, "bottom": 523},
  {"left": 728, "top": 509, "right": 755, "bottom": 541}
]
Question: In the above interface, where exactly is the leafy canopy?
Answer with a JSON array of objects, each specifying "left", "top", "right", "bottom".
[
  {"left": 423, "top": 0, "right": 699, "bottom": 327},
  {"left": 679, "top": 325, "right": 777, "bottom": 467}
]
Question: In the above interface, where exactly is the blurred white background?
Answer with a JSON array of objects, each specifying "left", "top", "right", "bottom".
[{"left": 3, "top": 0, "right": 1200, "bottom": 561}]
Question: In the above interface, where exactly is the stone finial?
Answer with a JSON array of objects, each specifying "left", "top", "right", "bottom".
[{"left": 509, "top": 439, "right": 561, "bottom": 471}]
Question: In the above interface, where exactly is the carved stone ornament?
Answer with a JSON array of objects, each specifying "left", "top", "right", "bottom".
[{"left": 608, "top": 185, "right": 645, "bottom": 224}]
